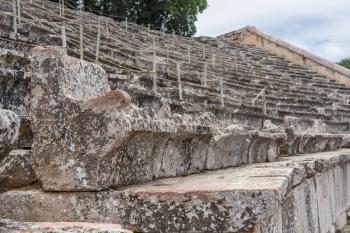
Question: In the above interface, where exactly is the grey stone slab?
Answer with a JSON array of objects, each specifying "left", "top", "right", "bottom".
[
  {"left": 0, "top": 149, "right": 35, "bottom": 192},
  {"left": 0, "top": 219, "right": 132, "bottom": 233}
]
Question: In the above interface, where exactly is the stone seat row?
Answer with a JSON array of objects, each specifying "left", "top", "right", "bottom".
[
  {"left": 1, "top": 46, "right": 346, "bottom": 193},
  {"left": 3, "top": 2, "right": 350, "bottom": 122},
  {"left": 2, "top": 9, "right": 348, "bottom": 108},
  {"left": 13, "top": 0, "right": 350, "bottom": 96},
  {"left": 1, "top": 148, "right": 350, "bottom": 233},
  {"left": 1, "top": 45, "right": 349, "bottom": 128}
]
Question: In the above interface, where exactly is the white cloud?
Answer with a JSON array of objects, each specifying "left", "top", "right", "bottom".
[{"left": 196, "top": 0, "right": 350, "bottom": 62}]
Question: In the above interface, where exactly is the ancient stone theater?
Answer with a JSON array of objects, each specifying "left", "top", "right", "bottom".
[{"left": 1, "top": 0, "right": 350, "bottom": 232}]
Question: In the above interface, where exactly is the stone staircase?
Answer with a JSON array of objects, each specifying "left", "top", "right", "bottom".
[
  {"left": 1, "top": 0, "right": 350, "bottom": 126},
  {"left": 1, "top": 0, "right": 350, "bottom": 232}
]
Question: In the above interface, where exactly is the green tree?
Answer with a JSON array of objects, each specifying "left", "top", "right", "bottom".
[
  {"left": 58, "top": 0, "right": 208, "bottom": 37},
  {"left": 338, "top": 58, "right": 350, "bottom": 70},
  {"left": 129, "top": 0, "right": 208, "bottom": 37}
]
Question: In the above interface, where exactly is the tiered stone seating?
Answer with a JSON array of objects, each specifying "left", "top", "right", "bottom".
[
  {"left": 1, "top": 0, "right": 350, "bottom": 232},
  {"left": 1, "top": 149, "right": 350, "bottom": 233},
  {"left": 1, "top": 0, "right": 350, "bottom": 128},
  {"left": 282, "top": 116, "right": 343, "bottom": 155},
  {"left": 27, "top": 46, "right": 285, "bottom": 191}
]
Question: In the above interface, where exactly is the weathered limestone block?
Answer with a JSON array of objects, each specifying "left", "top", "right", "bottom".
[
  {"left": 0, "top": 219, "right": 132, "bottom": 233},
  {"left": 0, "top": 189, "right": 122, "bottom": 223},
  {"left": 263, "top": 119, "right": 284, "bottom": 134},
  {"left": 0, "top": 109, "right": 20, "bottom": 160},
  {"left": 29, "top": 46, "right": 131, "bottom": 191},
  {"left": 281, "top": 178, "right": 320, "bottom": 233},
  {"left": 111, "top": 121, "right": 285, "bottom": 186},
  {"left": 28, "top": 46, "right": 286, "bottom": 191},
  {"left": 1, "top": 150, "right": 350, "bottom": 232},
  {"left": 0, "top": 50, "right": 31, "bottom": 117},
  {"left": 0, "top": 51, "right": 32, "bottom": 148},
  {"left": 283, "top": 116, "right": 343, "bottom": 155},
  {"left": 18, "top": 117, "right": 33, "bottom": 148},
  {"left": 117, "top": 149, "right": 350, "bottom": 233},
  {"left": 342, "top": 134, "right": 350, "bottom": 148},
  {"left": 0, "top": 149, "right": 35, "bottom": 192}
]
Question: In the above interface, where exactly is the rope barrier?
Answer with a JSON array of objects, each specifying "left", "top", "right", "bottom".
[{"left": 0, "top": 0, "right": 287, "bottom": 111}]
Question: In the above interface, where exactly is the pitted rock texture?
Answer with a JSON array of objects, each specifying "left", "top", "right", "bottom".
[
  {"left": 342, "top": 134, "right": 350, "bottom": 148},
  {"left": 18, "top": 117, "right": 33, "bottom": 148},
  {"left": 0, "top": 109, "right": 20, "bottom": 160},
  {"left": 0, "top": 219, "right": 132, "bottom": 233},
  {"left": 0, "top": 50, "right": 31, "bottom": 117},
  {"left": 28, "top": 46, "right": 286, "bottom": 191},
  {"left": 117, "top": 149, "right": 350, "bottom": 233},
  {"left": 283, "top": 116, "right": 343, "bottom": 155},
  {"left": 0, "top": 149, "right": 35, "bottom": 192},
  {"left": 2, "top": 150, "right": 350, "bottom": 233},
  {"left": 29, "top": 46, "right": 131, "bottom": 191},
  {"left": 111, "top": 123, "right": 285, "bottom": 186}
]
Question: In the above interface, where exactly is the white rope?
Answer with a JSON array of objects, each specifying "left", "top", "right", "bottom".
[
  {"left": 16, "top": 0, "right": 20, "bottom": 24},
  {"left": 152, "top": 37, "right": 157, "bottom": 92},
  {"left": 95, "top": 17, "right": 101, "bottom": 62},
  {"left": 79, "top": 8, "right": 83, "bottom": 60},
  {"left": 61, "top": 24, "right": 66, "bottom": 53},
  {"left": 177, "top": 62, "right": 183, "bottom": 101},
  {"left": 12, "top": 0, "right": 17, "bottom": 34}
]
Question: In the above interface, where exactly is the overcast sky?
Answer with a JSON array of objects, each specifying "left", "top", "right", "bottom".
[{"left": 195, "top": 0, "right": 350, "bottom": 62}]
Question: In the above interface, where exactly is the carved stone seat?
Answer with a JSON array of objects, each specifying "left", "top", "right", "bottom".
[
  {"left": 29, "top": 46, "right": 132, "bottom": 191},
  {"left": 29, "top": 47, "right": 286, "bottom": 191},
  {"left": 282, "top": 116, "right": 343, "bottom": 155}
]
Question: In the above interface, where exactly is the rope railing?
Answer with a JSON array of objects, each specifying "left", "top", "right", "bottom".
[
  {"left": 2, "top": 0, "right": 281, "bottom": 112},
  {"left": 21, "top": 0, "right": 248, "bottom": 69}
]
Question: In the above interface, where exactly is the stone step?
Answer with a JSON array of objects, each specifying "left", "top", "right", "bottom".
[
  {"left": 1, "top": 18, "right": 348, "bottom": 124},
  {"left": 1, "top": 149, "right": 350, "bottom": 232},
  {"left": 3, "top": 3, "right": 350, "bottom": 104},
  {"left": 0, "top": 219, "right": 132, "bottom": 233}
]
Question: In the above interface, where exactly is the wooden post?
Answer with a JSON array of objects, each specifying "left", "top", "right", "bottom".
[
  {"left": 79, "top": 9, "right": 83, "bottom": 60},
  {"left": 234, "top": 56, "right": 238, "bottom": 77},
  {"left": 202, "top": 45, "right": 205, "bottom": 59},
  {"left": 262, "top": 89, "right": 267, "bottom": 115},
  {"left": 16, "top": 0, "right": 20, "bottom": 24},
  {"left": 125, "top": 17, "right": 128, "bottom": 34},
  {"left": 61, "top": 24, "right": 66, "bottom": 54},
  {"left": 187, "top": 46, "right": 191, "bottom": 64},
  {"left": 105, "top": 19, "right": 109, "bottom": 39},
  {"left": 62, "top": 0, "right": 64, "bottom": 16},
  {"left": 177, "top": 62, "right": 183, "bottom": 101},
  {"left": 95, "top": 18, "right": 101, "bottom": 62},
  {"left": 212, "top": 52, "right": 215, "bottom": 67},
  {"left": 172, "top": 31, "right": 175, "bottom": 46},
  {"left": 59, "top": 0, "right": 62, "bottom": 17},
  {"left": 152, "top": 37, "right": 157, "bottom": 93},
  {"left": 12, "top": 0, "right": 17, "bottom": 34},
  {"left": 166, "top": 45, "right": 169, "bottom": 72},
  {"left": 203, "top": 62, "right": 207, "bottom": 87},
  {"left": 220, "top": 78, "right": 224, "bottom": 107},
  {"left": 147, "top": 24, "right": 150, "bottom": 36}
]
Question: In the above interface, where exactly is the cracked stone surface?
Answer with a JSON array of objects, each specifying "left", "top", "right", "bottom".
[
  {"left": 117, "top": 149, "right": 350, "bottom": 233},
  {"left": 0, "top": 149, "right": 35, "bottom": 193},
  {"left": 0, "top": 219, "right": 132, "bottom": 233},
  {"left": 283, "top": 116, "right": 343, "bottom": 155},
  {"left": 29, "top": 46, "right": 131, "bottom": 191},
  {"left": 28, "top": 46, "right": 286, "bottom": 191},
  {"left": 0, "top": 109, "right": 20, "bottom": 160},
  {"left": 1, "top": 149, "right": 350, "bottom": 233}
]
